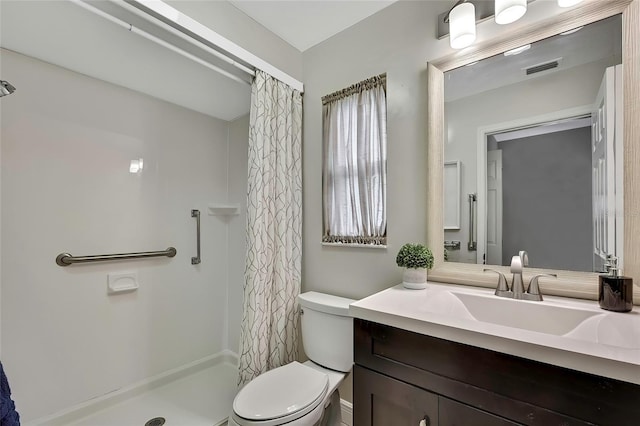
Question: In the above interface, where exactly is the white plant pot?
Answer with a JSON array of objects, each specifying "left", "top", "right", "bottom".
[{"left": 402, "top": 268, "right": 427, "bottom": 290}]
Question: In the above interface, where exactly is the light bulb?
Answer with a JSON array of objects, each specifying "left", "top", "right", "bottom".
[
  {"left": 495, "top": 0, "right": 527, "bottom": 25},
  {"left": 450, "top": 2, "right": 476, "bottom": 49}
]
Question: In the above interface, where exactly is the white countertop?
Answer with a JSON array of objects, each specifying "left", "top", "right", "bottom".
[{"left": 349, "top": 281, "right": 640, "bottom": 385}]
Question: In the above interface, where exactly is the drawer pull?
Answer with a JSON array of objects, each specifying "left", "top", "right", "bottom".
[{"left": 420, "top": 416, "right": 430, "bottom": 426}]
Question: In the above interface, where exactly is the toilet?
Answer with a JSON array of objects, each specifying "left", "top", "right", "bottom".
[{"left": 228, "top": 291, "right": 355, "bottom": 426}]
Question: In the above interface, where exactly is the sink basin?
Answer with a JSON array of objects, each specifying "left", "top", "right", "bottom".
[{"left": 451, "top": 291, "right": 601, "bottom": 335}]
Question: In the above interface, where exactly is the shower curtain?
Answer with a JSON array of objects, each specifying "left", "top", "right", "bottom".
[{"left": 238, "top": 70, "right": 303, "bottom": 387}]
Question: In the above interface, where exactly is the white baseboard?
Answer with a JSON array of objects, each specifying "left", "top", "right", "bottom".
[
  {"left": 340, "top": 398, "right": 353, "bottom": 426},
  {"left": 27, "top": 350, "right": 239, "bottom": 426}
]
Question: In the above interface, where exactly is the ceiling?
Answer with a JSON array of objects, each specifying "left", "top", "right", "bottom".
[
  {"left": 228, "top": 1, "right": 398, "bottom": 52},
  {"left": 445, "top": 15, "right": 622, "bottom": 102},
  {"left": 0, "top": 1, "right": 398, "bottom": 120},
  {"left": 0, "top": 0, "right": 252, "bottom": 121}
]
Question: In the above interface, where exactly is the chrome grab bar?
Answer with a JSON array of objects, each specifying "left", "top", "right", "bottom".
[
  {"left": 468, "top": 193, "right": 477, "bottom": 251},
  {"left": 191, "top": 209, "right": 201, "bottom": 265},
  {"left": 56, "top": 247, "right": 177, "bottom": 267}
]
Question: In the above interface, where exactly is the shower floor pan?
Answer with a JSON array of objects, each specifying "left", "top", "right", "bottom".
[{"left": 67, "top": 362, "right": 237, "bottom": 426}]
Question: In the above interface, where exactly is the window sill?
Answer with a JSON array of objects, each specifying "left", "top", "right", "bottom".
[{"left": 321, "top": 242, "right": 387, "bottom": 249}]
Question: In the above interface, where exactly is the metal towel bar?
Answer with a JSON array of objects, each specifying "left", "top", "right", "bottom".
[
  {"left": 468, "top": 193, "right": 477, "bottom": 251},
  {"left": 56, "top": 247, "right": 177, "bottom": 267}
]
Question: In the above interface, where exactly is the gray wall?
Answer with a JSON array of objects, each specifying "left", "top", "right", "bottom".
[
  {"left": 499, "top": 127, "right": 593, "bottom": 271},
  {"left": 301, "top": 0, "right": 570, "bottom": 300},
  {"left": 302, "top": 1, "right": 450, "bottom": 301}
]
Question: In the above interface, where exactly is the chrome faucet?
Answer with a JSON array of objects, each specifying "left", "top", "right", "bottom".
[
  {"left": 510, "top": 251, "right": 528, "bottom": 299},
  {"left": 484, "top": 251, "right": 555, "bottom": 302}
]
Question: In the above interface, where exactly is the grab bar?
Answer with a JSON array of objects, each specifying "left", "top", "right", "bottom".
[
  {"left": 56, "top": 247, "right": 177, "bottom": 267},
  {"left": 468, "top": 193, "right": 477, "bottom": 251},
  {"left": 191, "top": 209, "right": 201, "bottom": 265}
]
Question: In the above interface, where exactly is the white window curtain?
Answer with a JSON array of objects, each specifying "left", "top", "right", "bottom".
[
  {"left": 322, "top": 74, "right": 387, "bottom": 245},
  {"left": 238, "top": 70, "right": 303, "bottom": 387}
]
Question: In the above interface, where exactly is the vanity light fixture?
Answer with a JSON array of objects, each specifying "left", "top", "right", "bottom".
[
  {"left": 444, "top": 0, "right": 584, "bottom": 50},
  {"left": 503, "top": 44, "right": 531, "bottom": 56},
  {"left": 495, "top": 0, "right": 527, "bottom": 25},
  {"left": 448, "top": 1, "right": 477, "bottom": 49},
  {"left": 557, "top": 0, "right": 584, "bottom": 7}
]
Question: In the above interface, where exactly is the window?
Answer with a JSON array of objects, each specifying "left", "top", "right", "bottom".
[{"left": 322, "top": 74, "right": 387, "bottom": 246}]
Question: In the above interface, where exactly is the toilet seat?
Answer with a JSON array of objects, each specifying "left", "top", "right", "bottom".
[{"left": 233, "top": 362, "right": 329, "bottom": 426}]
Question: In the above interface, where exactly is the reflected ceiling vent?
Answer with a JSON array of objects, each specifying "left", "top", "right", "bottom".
[{"left": 525, "top": 58, "right": 562, "bottom": 76}]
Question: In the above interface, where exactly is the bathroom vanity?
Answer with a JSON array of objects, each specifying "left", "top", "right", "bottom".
[{"left": 350, "top": 283, "right": 640, "bottom": 426}]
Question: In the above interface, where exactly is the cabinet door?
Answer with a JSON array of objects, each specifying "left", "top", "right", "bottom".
[
  {"left": 354, "top": 365, "right": 438, "bottom": 426},
  {"left": 440, "top": 397, "right": 521, "bottom": 426}
]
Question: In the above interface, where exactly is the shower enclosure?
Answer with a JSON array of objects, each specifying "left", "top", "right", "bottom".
[{"left": 0, "top": 1, "right": 302, "bottom": 423}]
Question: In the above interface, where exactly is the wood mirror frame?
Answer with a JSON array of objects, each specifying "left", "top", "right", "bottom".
[{"left": 426, "top": 0, "right": 639, "bottom": 304}]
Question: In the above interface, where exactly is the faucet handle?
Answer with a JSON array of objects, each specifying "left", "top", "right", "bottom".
[
  {"left": 524, "top": 273, "right": 557, "bottom": 301},
  {"left": 484, "top": 268, "right": 512, "bottom": 298}
]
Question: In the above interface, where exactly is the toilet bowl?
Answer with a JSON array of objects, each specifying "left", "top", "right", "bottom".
[{"left": 229, "top": 292, "right": 355, "bottom": 426}]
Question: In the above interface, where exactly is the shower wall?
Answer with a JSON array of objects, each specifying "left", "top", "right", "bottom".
[{"left": 0, "top": 48, "right": 247, "bottom": 422}]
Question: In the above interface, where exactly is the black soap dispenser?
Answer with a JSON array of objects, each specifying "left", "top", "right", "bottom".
[{"left": 599, "top": 255, "right": 633, "bottom": 312}]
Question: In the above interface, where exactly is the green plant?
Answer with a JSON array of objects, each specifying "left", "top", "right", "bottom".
[{"left": 396, "top": 243, "right": 434, "bottom": 269}]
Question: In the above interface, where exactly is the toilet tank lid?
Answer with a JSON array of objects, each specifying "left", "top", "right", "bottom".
[{"left": 298, "top": 292, "right": 355, "bottom": 316}]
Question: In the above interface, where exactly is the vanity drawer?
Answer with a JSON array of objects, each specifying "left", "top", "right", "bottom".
[
  {"left": 354, "top": 365, "right": 521, "bottom": 426},
  {"left": 354, "top": 318, "right": 639, "bottom": 425},
  {"left": 354, "top": 365, "right": 439, "bottom": 426}
]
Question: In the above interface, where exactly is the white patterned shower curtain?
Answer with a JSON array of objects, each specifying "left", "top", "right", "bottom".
[{"left": 238, "top": 70, "right": 303, "bottom": 387}]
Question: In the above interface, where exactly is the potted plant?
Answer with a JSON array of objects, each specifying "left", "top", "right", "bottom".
[{"left": 396, "top": 243, "right": 434, "bottom": 289}]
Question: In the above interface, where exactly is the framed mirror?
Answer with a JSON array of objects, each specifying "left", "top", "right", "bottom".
[
  {"left": 426, "top": 0, "right": 639, "bottom": 303},
  {"left": 445, "top": 15, "right": 622, "bottom": 272}
]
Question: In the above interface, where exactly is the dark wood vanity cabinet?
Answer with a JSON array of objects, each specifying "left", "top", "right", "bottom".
[{"left": 353, "top": 319, "right": 640, "bottom": 426}]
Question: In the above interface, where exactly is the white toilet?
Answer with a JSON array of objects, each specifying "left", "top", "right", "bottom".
[{"left": 228, "top": 291, "right": 355, "bottom": 426}]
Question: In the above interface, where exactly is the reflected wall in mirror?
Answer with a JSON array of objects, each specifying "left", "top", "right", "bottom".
[{"left": 443, "top": 15, "right": 622, "bottom": 273}]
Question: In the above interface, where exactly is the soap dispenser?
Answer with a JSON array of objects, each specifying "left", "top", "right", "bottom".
[{"left": 599, "top": 255, "right": 633, "bottom": 312}]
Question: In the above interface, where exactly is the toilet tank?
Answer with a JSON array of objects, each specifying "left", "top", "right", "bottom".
[{"left": 298, "top": 292, "right": 355, "bottom": 372}]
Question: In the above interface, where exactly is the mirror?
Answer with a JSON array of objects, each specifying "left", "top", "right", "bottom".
[
  {"left": 443, "top": 16, "right": 622, "bottom": 273},
  {"left": 426, "top": 0, "right": 640, "bottom": 303}
]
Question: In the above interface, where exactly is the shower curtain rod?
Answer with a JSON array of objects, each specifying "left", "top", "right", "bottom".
[
  {"left": 69, "top": 0, "right": 252, "bottom": 86},
  {"left": 127, "top": 0, "right": 304, "bottom": 93},
  {"left": 114, "top": 0, "right": 256, "bottom": 78}
]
